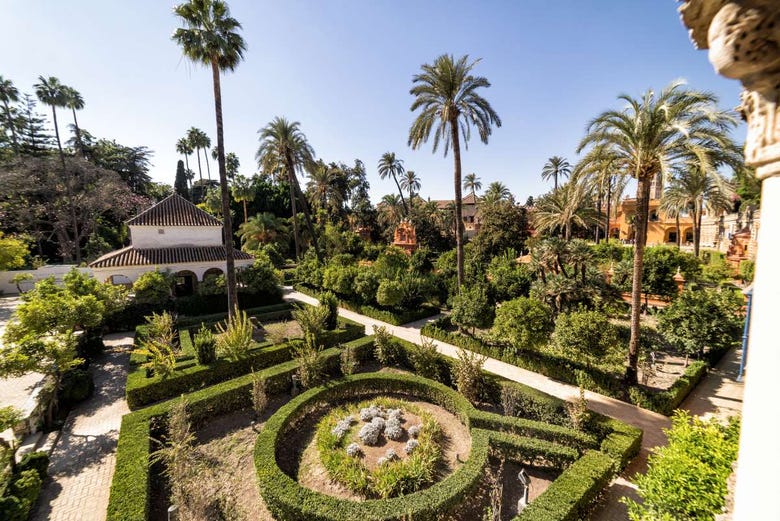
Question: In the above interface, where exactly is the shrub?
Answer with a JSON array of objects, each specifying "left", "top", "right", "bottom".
[
  {"left": 487, "top": 255, "right": 532, "bottom": 302},
  {"left": 353, "top": 267, "right": 380, "bottom": 304},
  {"left": 552, "top": 310, "right": 619, "bottom": 368},
  {"left": 215, "top": 308, "right": 254, "bottom": 362},
  {"left": 322, "top": 264, "right": 358, "bottom": 296},
  {"left": 491, "top": 297, "right": 553, "bottom": 352},
  {"left": 372, "top": 325, "right": 401, "bottom": 366},
  {"left": 251, "top": 371, "right": 268, "bottom": 418},
  {"left": 238, "top": 253, "right": 283, "bottom": 300},
  {"left": 339, "top": 344, "right": 358, "bottom": 376},
  {"left": 144, "top": 311, "right": 175, "bottom": 347},
  {"left": 407, "top": 337, "right": 441, "bottom": 381},
  {"left": 59, "top": 368, "right": 94, "bottom": 405},
  {"left": 132, "top": 271, "right": 173, "bottom": 307},
  {"left": 384, "top": 417, "right": 403, "bottom": 440},
  {"left": 292, "top": 335, "right": 326, "bottom": 389},
  {"left": 149, "top": 397, "right": 196, "bottom": 509},
  {"left": 499, "top": 382, "right": 570, "bottom": 426},
  {"left": 193, "top": 324, "right": 216, "bottom": 365},
  {"left": 739, "top": 259, "right": 755, "bottom": 283},
  {"left": 320, "top": 291, "right": 339, "bottom": 331},
  {"left": 450, "top": 284, "right": 495, "bottom": 334},
  {"left": 376, "top": 279, "right": 404, "bottom": 308},
  {"left": 132, "top": 339, "right": 176, "bottom": 379},
  {"left": 16, "top": 452, "right": 49, "bottom": 480},
  {"left": 624, "top": 412, "right": 740, "bottom": 520},
  {"left": 453, "top": 348, "right": 486, "bottom": 403},
  {"left": 292, "top": 304, "right": 328, "bottom": 350},
  {"left": 566, "top": 387, "right": 591, "bottom": 431},
  {"left": 9, "top": 469, "right": 42, "bottom": 516}
]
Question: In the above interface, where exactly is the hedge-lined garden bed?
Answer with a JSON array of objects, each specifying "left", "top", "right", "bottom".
[{"left": 127, "top": 315, "right": 364, "bottom": 409}]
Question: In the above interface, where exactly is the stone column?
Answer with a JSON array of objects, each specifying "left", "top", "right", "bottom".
[{"left": 680, "top": 2, "right": 780, "bottom": 520}]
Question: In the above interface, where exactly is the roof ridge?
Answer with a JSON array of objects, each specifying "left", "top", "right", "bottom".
[{"left": 127, "top": 192, "right": 222, "bottom": 227}]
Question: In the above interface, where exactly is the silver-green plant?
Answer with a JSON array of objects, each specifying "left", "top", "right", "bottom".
[{"left": 215, "top": 307, "right": 253, "bottom": 362}]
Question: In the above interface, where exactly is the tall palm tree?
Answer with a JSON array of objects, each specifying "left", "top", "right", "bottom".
[
  {"left": 212, "top": 148, "right": 239, "bottom": 178},
  {"left": 377, "top": 152, "right": 409, "bottom": 215},
  {"left": 0, "top": 76, "right": 20, "bottom": 154},
  {"left": 541, "top": 156, "right": 571, "bottom": 191},
  {"left": 400, "top": 169, "right": 421, "bottom": 204},
  {"left": 481, "top": 181, "right": 512, "bottom": 206},
  {"left": 186, "top": 127, "right": 208, "bottom": 183},
  {"left": 256, "top": 116, "right": 321, "bottom": 261},
  {"left": 663, "top": 165, "right": 734, "bottom": 257},
  {"left": 62, "top": 86, "right": 85, "bottom": 156},
  {"left": 533, "top": 180, "right": 597, "bottom": 241},
  {"left": 576, "top": 145, "right": 627, "bottom": 242},
  {"left": 659, "top": 191, "right": 684, "bottom": 249},
  {"left": 578, "top": 81, "right": 739, "bottom": 384},
  {"left": 176, "top": 137, "right": 195, "bottom": 191},
  {"left": 231, "top": 174, "right": 255, "bottom": 223},
  {"left": 173, "top": 0, "right": 247, "bottom": 317},
  {"left": 463, "top": 173, "right": 482, "bottom": 201},
  {"left": 35, "top": 75, "right": 82, "bottom": 263},
  {"left": 408, "top": 54, "right": 501, "bottom": 291},
  {"left": 306, "top": 160, "right": 337, "bottom": 214},
  {"left": 200, "top": 132, "right": 212, "bottom": 181},
  {"left": 378, "top": 193, "right": 405, "bottom": 232}
]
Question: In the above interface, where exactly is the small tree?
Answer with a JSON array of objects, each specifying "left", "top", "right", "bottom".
[
  {"left": 552, "top": 310, "right": 619, "bottom": 368},
  {"left": 0, "top": 406, "right": 23, "bottom": 473},
  {"left": 658, "top": 288, "right": 743, "bottom": 365},
  {"left": 372, "top": 325, "right": 401, "bottom": 366},
  {"left": 320, "top": 291, "right": 338, "bottom": 331},
  {"left": 490, "top": 297, "right": 553, "bottom": 352},
  {"left": 375, "top": 279, "right": 404, "bottom": 308},
  {"left": 215, "top": 307, "right": 254, "bottom": 362},
  {"left": 407, "top": 337, "right": 441, "bottom": 381},
  {"left": 450, "top": 284, "right": 495, "bottom": 335},
  {"left": 453, "top": 348, "right": 486, "bottom": 403}
]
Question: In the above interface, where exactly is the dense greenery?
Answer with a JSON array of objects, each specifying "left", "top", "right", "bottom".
[{"left": 624, "top": 412, "right": 740, "bottom": 520}]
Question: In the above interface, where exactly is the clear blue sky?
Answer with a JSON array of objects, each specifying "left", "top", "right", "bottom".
[{"left": 2, "top": 0, "right": 745, "bottom": 203}]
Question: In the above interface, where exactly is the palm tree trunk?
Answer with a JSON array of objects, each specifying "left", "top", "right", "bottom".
[
  {"left": 451, "top": 121, "right": 465, "bottom": 292},
  {"left": 694, "top": 203, "right": 703, "bottom": 257},
  {"left": 675, "top": 215, "right": 681, "bottom": 249},
  {"left": 394, "top": 175, "right": 409, "bottom": 215},
  {"left": 3, "top": 100, "right": 19, "bottom": 154},
  {"left": 71, "top": 107, "right": 83, "bottom": 157},
  {"left": 595, "top": 193, "right": 602, "bottom": 243},
  {"left": 291, "top": 174, "right": 322, "bottom": 262},
  {"left": 211, "top": 60, "right": 238, "bottom": 319},
  {"left": 51, "top": 106, "right": 81, "bottom": 264},
  {"left": 565, "top": 221, "right": 572, "bottom": 241},
  {"left": 554, "top": 174, "right": 558, "bottom": 192},
  {"left": 195, "top": 147, "right": 204, "bottom": 184},
  {"left": 605, "top": 180, "right": 612, "bottom": 241},
  {"left": 626, "top": 174, "right": 652, "bottom": 386},
  {"left": 243, "top": 200, "right": 248, "bottom": 224},
  {"left": 205, "top": 148, "right": 212, "bottom": 182},
  {"left": 285, "top": 155, "right": 301, "bottom": 259},
  {"left": 184, "top": 154, "right": 192, "bottom": 198}
]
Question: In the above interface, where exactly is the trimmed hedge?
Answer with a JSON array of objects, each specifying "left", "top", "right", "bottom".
[
  {"left": 591, "top": 416, "right": 643, "bottom": 471},
  {"left": 109, "top": 336, "right": 375, "bottom": 521},
  {"left": 470, "top": 410, "right": 597, "bottom": 453},
  {"left": 293, "top": 284, "right": 440, "bottom": 325},
  {"left": 631, "top": 361, "right": 708, "bottom": 415},
  {"left": 175, "top": 302, "right": 293, "bottom": 328},
  {"left": 0, "top": 452, "right": 49, "bottom": 521},
  {"left": 126, "top": 318, "right": 364, "bottom": 409},
  {"left": 514, "top": 450, "right": 615, "bottom": 521}
]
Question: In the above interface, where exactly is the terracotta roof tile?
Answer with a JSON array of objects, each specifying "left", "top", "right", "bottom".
[
  {"left": 89, "top": 246, "right": 253, "bottom": 268},
  {"left": 127, "top": 193, "right": 222, "bottom": 227}
]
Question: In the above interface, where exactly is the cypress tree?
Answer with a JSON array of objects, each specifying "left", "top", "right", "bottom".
[{"left": 174, "top": 159, "right": 190, "bottom": 200}]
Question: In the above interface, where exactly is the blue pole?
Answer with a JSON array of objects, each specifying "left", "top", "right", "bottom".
[{"left": 738, "top": 288, "right": 753, "bottom": 382}]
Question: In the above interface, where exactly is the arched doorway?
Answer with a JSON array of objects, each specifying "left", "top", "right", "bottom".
[
  {"left": 665, "top": 228, "right": 678, "bottom": 245},
  {"left": 202, "top": 267, "right": 224, "bottom": 281},
  {"left": 683, "top": 227, "right": 694, "bottom": 245},
  {"left": 174, "top": 270, "right": 198, "bottom": 297}
]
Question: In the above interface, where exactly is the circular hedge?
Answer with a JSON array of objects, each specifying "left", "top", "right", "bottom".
[
  {"left": 254, "top": 372, "right": 488, "bottom": 521},
  {"left": 316, "top": 397, "right": 443, "bottom": 498}
]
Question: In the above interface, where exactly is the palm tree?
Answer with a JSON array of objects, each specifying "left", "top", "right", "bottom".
[
  {"left": 377, "top": 152, "right": 409, "bottom": 215},
  {"left": 186, "top": 127, "right": 208, "bottom": 183},
  {"left": 400, "top": 169, "right": 421, "bottom": 204},
  {"left": 307, "top": 161, "right": 344, "bottom": 217},
  {"left": 238, "top": 212, "right": 288, "bottom": 251},
  {"left": 176, "top": 137, "right": 195, "bottom": 191},
  {"left": 211, "top": 149, "right": 239, "bottom": 178},
  {"left": 256, "top": 116, "right": 321, "bottom": 261},
  {"left": 481, "top": 181, "right": 512, "bottom": 206},
  {"left": 578, "top": 81, "right": 739, "bottom": 384},
  {"left": 62, "top": 86, "right": 85, "bottom": 156},
  {"left": 663, "top": 165, "right": 734, "bottom": 256},
  {"left": 533, "top": 180, "right": 597, "bottom": 241},
  {"left": 408, "top": 54, "right": 501, "bottom": 291},
  {"left": 463, "top": 173, "right": 482, "bottom": 201},
  {"left": 378, "top": 193, "right": 404, "bottom": 232},
  {"left": 0, "top": 76, "right": 20, "bottom": 154},
  {"left": 541, "top": 156, "right": 571, "bottom": 191},
  {"left": 231, "top": 174, "right": 255, "bottom": 223},
  {"left": 576, "top": 145, "right": 627, "bottom": 242},
  {"left": 173, "top": 0, "right": 247, "bottom": 318},
  {"left": 35, "top": 75, "right": 82, "bottom": 263},
  {"left": 659, "top": 191, "right": 684, "bottom": 249}
]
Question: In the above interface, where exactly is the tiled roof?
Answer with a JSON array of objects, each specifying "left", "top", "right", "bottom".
[
  {"left": 89, "top": 246, "right": 253, "bottom": 268},
  {"left": 127, "top": 193, "right": 222, "bottom": 227}
]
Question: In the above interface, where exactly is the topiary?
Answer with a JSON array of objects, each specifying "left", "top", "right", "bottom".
[{"left": 320, "top": 291, "right": 339, "bottom": 331}]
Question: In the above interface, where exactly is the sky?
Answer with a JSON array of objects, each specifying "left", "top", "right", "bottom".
[{"left": 2, "top": 0, "right": 745, "bottom": 203}]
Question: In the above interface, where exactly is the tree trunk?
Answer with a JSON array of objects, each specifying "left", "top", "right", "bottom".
[
  {"left": 451, "top": 121, "right": 465, "bottom": 292},
  {"left": 565, "top": 221, "right": 572, "bottom": 241},
  {"left": 211, "top": 60, "right": 238, "bottom": 319},
  {"left": 51, "top": 106, "right": 81, "bottom": 264},
  {"left": 626, "top": 174, "right": 652, "bottom": 386},
  {"left": 287, "top": 166, "right": 301, "bottom": 260},
  {"left": 71, "top": 107, "right": 84, "bottom": 157},
  {"left": 675, "top": 215, "right": 681, "bottom": 249},
  {"left": 205, "top": 147, "right": 212, "bottom": 182},
  {"left": 554, "top": 174, "right": 558, "bottom": 192},
  {"left": 184, "top": 154, "right": 192, "bottom": 198},
  {"left": 595, "top": 193, "right": 602, "bottom": 243},
  {"left": 291, "top": 173, "right": 322, "bottom": 262},
  {"left": 195, "top": 147, "right": 204, "bottom": 184},
  {"left": 694, "top": 203, "right": 702, "bottom": 257},
  {"left": 605, "top": 179, "right": 612, "bottom": 241},
  {"left": 3, "top": 100, "right": 19, "bottom": 154},
  {"left": 394, "top": 175, "right": 409, "bottom": 215},
  {"left": 243, "top": 200, "right": 248, "bottom": 224}
]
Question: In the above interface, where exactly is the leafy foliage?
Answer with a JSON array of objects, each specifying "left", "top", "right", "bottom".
[
  {"left": 406, "top": 337, "right": 441, "bottom": 382},
  {"left": 193, "top": 324, "right": 216, "bottom": 365},
  {"left": 552, "top": 310, "right": 620, "bottom": 368},
  {"left": 215, "top": 308, "right": 254, "bottom": 362},
  {"left": 131, "top": 270, "right": 173, "bottom": 307},
  {"left": 0, "top": 233, "right": 28, "bottom": 270},
  {"left": 490, "top": 297, "right": 553, "bottom": 352},
  {"left": 450, "top": 284, "right": 494, "bottom": 334},
  {"left": 453, "top": 348, "right": 486, "bottom": 403}
]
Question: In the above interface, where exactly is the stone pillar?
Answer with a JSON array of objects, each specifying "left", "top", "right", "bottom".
[{"left": 680, "top": 2, "right": 780, "bottom": 520}]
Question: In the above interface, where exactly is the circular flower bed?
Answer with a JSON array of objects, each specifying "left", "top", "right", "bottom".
[{"left": 316, "top": 397, "right": 442, "bottom": 498}]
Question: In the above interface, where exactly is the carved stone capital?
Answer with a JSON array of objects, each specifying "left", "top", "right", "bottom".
[{"left": 680, "top": 0, "right": 780, "bottom": 179}]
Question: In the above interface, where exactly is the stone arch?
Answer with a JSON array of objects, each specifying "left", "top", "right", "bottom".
[
  {"left": 682, "top": 227, "right": 694, "bottom": 245},
  {"left": 174, "top": 269, "right": 198, "bottom": 297},
  {"left": 664, "top": 227, "right": 679, "bottom": 244},
  {"left": 201, "top": 267, "right": 224, "bottom": 281}
]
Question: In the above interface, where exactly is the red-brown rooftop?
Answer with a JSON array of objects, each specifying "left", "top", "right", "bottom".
[{"left": 127, "top": 193, "right": 222, "bottom": 227}]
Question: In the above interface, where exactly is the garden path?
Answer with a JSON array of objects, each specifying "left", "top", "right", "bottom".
[
  {"left": 285, "top": 289, "right": 744, "bottom": 521},
  {"left": 30, "top": 332, "right": 133, "bottom": 521}
]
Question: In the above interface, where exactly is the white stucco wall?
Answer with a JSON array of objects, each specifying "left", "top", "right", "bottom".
[
  {"left": 0, "top": 265, "right": 91, "bottom": 295},
  {"left": 130, "top": 225, "right": 223, "bottom": 248},
  {"left": 91, "top": 258, "right": 255, "bottom": 285}
]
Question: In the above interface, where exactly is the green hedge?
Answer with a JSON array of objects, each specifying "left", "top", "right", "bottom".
[
  {"left": 632, "top": 361, "right": 708, "bottom": 415},
  {"left": 109, "top": 336, "right": 375, "bottom": 521},
  {"left": 591, "top": 416, "right": 643, "bottom": 471},
  {"left": 0, "top": 452, "right": 49, "bottom": 521},
  {"left": 514, "top": 450, "right": 615, "bottom": 521},
  {"left": 293, "top": 284, "right": 440, "bottom": 326},
  {"left": 127, "top": 319, "right": 364, "bottom": 409},
  {"left": 175, "top": 302, "right": 293, "bottom": 328},
  {"left": 470, "top": 410, "right": 597, "bottom": 453}
]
